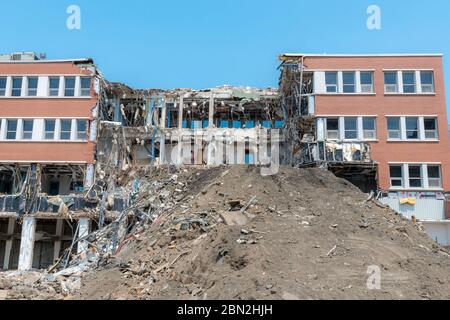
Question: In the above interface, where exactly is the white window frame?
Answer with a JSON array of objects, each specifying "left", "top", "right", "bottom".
[
  {"left": 387, "top": 117, "right": 401, "bottom": 140},
  {"left": 420, "top": 71, "right": 435, "bottom": 93},
  {"left": 44, "top": 119, "right": 56, "bottom": 140},
  {"left": 6, "top": 119, "right": 18, "bottom": 140},
  {"left": 405, "top": 117, "right": 420, "bottom": 140},
  {"left": 59, "top": 119, "right": 72, "bottom": 140},
  {"left": 384, "top": 71, "right": 398, "bottom": 93},
  {"left": 22, "top": 119, "right": 34, "bottom": 140},
  {"left": 344, "top": 117, "right": 358, "bottom": 140},
  {"left": 326, "top": 118, "right": 339, "bottom": 140},
  {"left": 48, "top": 77, "right": 60, "bottom": 97},
  {"left": 11, "top": 77, "right": 23, "bottom": 97},
  {"left": 362, "top": 117, "right": 377, "bottom": 140},
  {"left": 342, "top": 72, "right": 356, "bottom": 93},
  {"left": 402, "top": 71, "right": 416, "bottom": 93},
  {"left": 424, "top": 117, "right": 438, "bottom": 140},
  {"left": 325, "top": 72, "right": 338, "bottom": 93},
  {"left": 360, "top": 71, "right": 374, "bottom": 93},
  {"left": 408, "top": 165, "right": 423, "bottom": 188},
  {"left": 427, "top": 165, "right": 442, "bottom": 188},
  {"left": 64, "top": 76, "right": 76, "bottom": 97},
  {"left": 0, "top": 76, "right": 7, "bottom": 96},
  {"left": 80, "top": 77, "right": 91, "bottom": 97},
  {"left": 389, "top": 165, "right": 404, "bottom": 188},
  {"left": 76, "top": 119, "right": 88, "bottom": 140}
]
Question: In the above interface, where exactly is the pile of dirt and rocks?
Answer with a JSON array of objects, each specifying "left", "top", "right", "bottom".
[{"left": 2, "top": 165, "right": 450, "bottom": 300}]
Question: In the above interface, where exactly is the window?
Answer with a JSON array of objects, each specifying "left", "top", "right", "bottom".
[
  {"left": 363, "top": 117, "right": 376, "bottom": 139},
  {"left": 80, "top": 78, "right": 91, "bottom": 96},
  {"left": 387, "top": 117, "right": 401, "bottom": 139},
  {"left": 64, "top": 77, "right": 76, "bottom": 97},
  {"left": 22, "top": 120, "right": 34, "bottom": 139},
  {"left": 0, "top": 77, "right": 6, "bottom": 96},
  {"left": 12, "top": 77, "right": 22, "bottom": 96},
  {"left": 408, "top": 165, "right": 422, "bottom": 188},
  {"left": 49, "top": 77, "right": 60, "bottom": 96},
  {"left": 44, "top": 120, "right": 55, "bottom": 140},
  {"left": 27, "top": 77, "right": 38, "bottom": 96},
  {"left": 76, "top": 120, "right": 88, "bottom": 140},
  {"left": 390, "top": 165, "right": 403, "bottom": 187},
  {"left": 360, "top": 72, "right": 374, "bottom": 93},
  {"left": 402, "top": 72, "right": 416, "bottom": 93},
  {"left": 344, "top": 117, "right": 358, "bottom": 139},
  {"left": 325, "top": 72, "right": 338, "bottom": 93},
  {"left": 384, "top": 72, "right": 398, "bottom": 93},
  {"left": 60, "top": 120, "right": 72, "bottom": 140},
  {"left": 343, "top": 72, "right": 356, "bottom": 93},
  {"left": 420, "top": 71, "right": 434, "bottom": 93},
  {"left": 424, "top": 118, "right": 438, "bottom": 139},
  {"left": 326, "top": 118, "right": 339, "bottom": 139},
  {"left": 6, "top": 120, "right": 17, "bottom": 140},
  {"left": 427, "top": 165, "right": 442, "bottom": 188},
  {"left": 405, "top": 117, "right": 419, "bottom": 139}
]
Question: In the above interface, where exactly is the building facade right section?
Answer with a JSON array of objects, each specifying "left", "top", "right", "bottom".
[{"left": 279, "top": 53, "right": 450, "bottom": 247}]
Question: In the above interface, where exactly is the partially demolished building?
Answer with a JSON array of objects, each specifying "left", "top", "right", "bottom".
[
  {"left": 278, "top": 53, "right": 450, "bottom": 246},
  {"left": 0, "top": 52, "right": 449, "bottom": 272}
]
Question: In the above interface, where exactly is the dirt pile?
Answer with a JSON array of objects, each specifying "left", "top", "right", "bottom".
[
  {"left": 73, "top": 166, "right": 450, "bottom": 300},
  {"left": 2, "top": 165, "right": 450, "bottom": 300}
]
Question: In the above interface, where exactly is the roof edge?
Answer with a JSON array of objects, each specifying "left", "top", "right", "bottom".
[
  {"left": 0, "top": 58, "right": 94, "bottom": 64},
  {"left": 280, "top": 53, "right": 443, "bottom": 59}
]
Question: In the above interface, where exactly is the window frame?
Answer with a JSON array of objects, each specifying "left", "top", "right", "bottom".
[
  {"left": 22, "top": 119, "right": 34, "bottom": 140},
  {"left": 80, "top": 77, "right": 91, "bottom": 97},
  {"left": 325, "top": 72, "right": 338, "bottom": 93},
  {"left": 387, "top": 117, "right": 401, "bottom": 140},
  {"left": 360, "top": 71, "right": 374, "bottom": 93},
  {"left": 384, "top": 72, "right": 398, "bottom": 93},
  {"left": 424, "top": 117, "right": 438, "bottom": 140},
  {"left": 59, "top": 119, "right": 72, "bottom": 140},
  {"left": 389, "top": 165, "right": 404, "bottom": 188},
  {"left": 402, "top": 71, "right": 416, "bottom": 93},
  {"left": 362, "top": 117, "right": 377, "bottom": 140},
  {"left": 326, "top": 118, "right": 339, "bottom": 140},
  {"left": 342, "top": 71, "right": 356, "bottom": 93},
  {"left": 11, "top": 77, "right": 22, "bottom": 97},
  {"left": 420, "top": 71, "right": 435, "bottom": 93},
  {"left": 76, "top": 119, "right": 88, "bottom": 140},
  {"left": 44, "top": 120, "right": 56, "bottom": 140},
  {"left": 408, "top": 165, "right": 423, "bottom": 188},
  {"left": 49, "top": 77, "right": 60, "bottom": 97},
  {"left": 427, "top": 165, "right": 442, "bottom": 188},
  {"left": 64, "top": 77, "right": 76, "bottom": 97},
  {"left": 405, "top": 117, "right": 420, "bottom": 140},
  {"left": 6, "top": 120, "right": 18, "bottom": 140},
  {"left": 344, "top": 117, "right": 358, "bottom": 140},
  {"left": 0, "top": 77, "right": 7, "bottom": 96}
]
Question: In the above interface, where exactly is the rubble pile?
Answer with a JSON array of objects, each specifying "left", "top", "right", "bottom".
[{"left": 3, "top": 166, "right": 450, "bottom": 300}]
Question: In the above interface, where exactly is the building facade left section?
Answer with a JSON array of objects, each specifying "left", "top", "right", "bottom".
[{"left": 0, "top": 52, "right": 104, "bottom": 271}]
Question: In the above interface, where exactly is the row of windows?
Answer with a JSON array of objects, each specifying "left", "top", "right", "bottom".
[
  {"left": 0, "top": 119, "right": 88, "bottom": 141},
  {"left": 390, "top": 164, "right": 442, "bottom": 189},
  {"left": 324, "top": 116, "right": 438, "bottom": 141},
  {"left": 0, "top": 76, "right": 91, "bottom": 97},
  {"left": 324, "top": 70, "right": 434, "bottom": 94}
]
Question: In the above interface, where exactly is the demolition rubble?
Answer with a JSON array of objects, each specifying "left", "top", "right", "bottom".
[{"left": 1, "top": 166, "right": 450, "bottom": 300}]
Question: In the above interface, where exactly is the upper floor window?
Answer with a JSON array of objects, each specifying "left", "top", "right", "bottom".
[
  {"left": 27, "top": 77, "right": 38, "bottom": 96},
  {"left": 360, "top": 72, "right": 374, "bottom": 93},
  {"left": 64, "top": 77, "right": 76, "bottom": 97},
  {"left": 80, "top": 78, "right": 91, "bottom": 96},
  {"left": 60, "top": 120, "right": 72, "bottom": 140},
  {"left": 402, "top": 71, "right": 416, "bottom": 93},
  {"left": 344, "top": 117, "right": 358, "bottom": 139},
  {"left": 325, "top": 72, "right": 338, "bottom": 93},
  {"left": 342, "top": 72, "right": 356, "bottom": 93},
  {"left": 76, "top": 120, "right": 88, "bottom": 140},
  {"left": 405, "top": 117, "right": 419, "bottom": 140},
  {"left": 49, "top": 77, "right": 60, "bottom": 97},
  {"left": 326, "top": 118, "right": 339, "bottom": 139},
  {"left": 389, "top": 164, "right": 442, "bottom": 189},
  {"left": 363, "top": 117, "right": 376, "bottom": 139},
  {"left": 22, "top": 120, "right": 34, "bottom": 139},
  {"left": 6, "top": 120, "right": 17, "bottom": 140},
  {"left": 12, "top": 77, "right": 22, "bottom": 97},
  {"left": 44, "top": 120, "right": 56, "bottom": 140},
  {"left": 420, "top": 71, "right": 434, "bottom": 93},
  {"left": 387, "top": 117, "right": 401, "bottom": 139},
  {"left": 384, "top": 72, "right": 398, "bottom": 93},
  {"left": 0, "top": 77, "right": 6, "bottom": 96},
  {"left": 424, "top": 118, "right": 438, "bottom": 140}
]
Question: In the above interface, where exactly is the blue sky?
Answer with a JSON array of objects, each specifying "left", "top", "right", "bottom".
[{"left": 1, "top": 0, "right": 450, "bottom": 123}]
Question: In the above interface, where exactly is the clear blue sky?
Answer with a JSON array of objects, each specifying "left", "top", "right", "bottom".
[{"left": 1, "top": 0, "right": 450, "bottom": 123}]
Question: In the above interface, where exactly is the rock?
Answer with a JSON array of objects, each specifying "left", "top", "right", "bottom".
[
  {"left": 220, "top": 212, "right": 248, "bottom": 226},
  {"left": 0, "top": 290, "right": 9, "bottom": 300},
  {"left": 282, "top": 291, "right": 300, "bottom": 300}
]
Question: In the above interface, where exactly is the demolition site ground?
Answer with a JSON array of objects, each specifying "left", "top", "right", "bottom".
[{"left": 1, "top": 165, "right": 450, "bottom": 300}]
